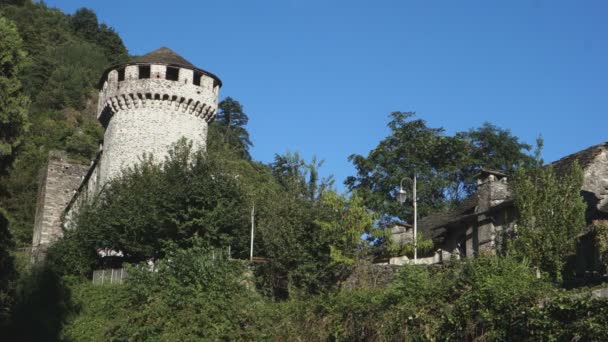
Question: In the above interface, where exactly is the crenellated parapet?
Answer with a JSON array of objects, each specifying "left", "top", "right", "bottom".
[{"left": 97, "top": 63, "right": 220, "bottom": 127}]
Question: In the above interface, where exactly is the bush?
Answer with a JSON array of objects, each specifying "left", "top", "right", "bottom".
[
  {"left": 49, "top": 140, "right": 250, "bottom": 276},
  {"left": 68, "top": 239, "right": 265, "bottom": 341}
]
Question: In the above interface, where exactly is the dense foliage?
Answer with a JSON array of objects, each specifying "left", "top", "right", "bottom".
[
  {"left": 511, "top": 161, "right": 587, "bottom": 282},
  {"left": 346, "top": 112, "right": 535, "bottom": 225},
  {"left": 48, "top": 140, "right": 250, "bottom": 275},
  {"left": 55, "top": 256, "right": 608, "bottom": 341},
  {"left": 70, "top": 240, "right": 266, "bottom": 341},
  {"left": 0, "top": 1, "right": 125, "bottom": 245},
  {"left": 209, "top": 96, "right": 253, "bottom": 160},
  {"left": 1, "top": 3, "right": 606, "bottom": 340},
  {"left": 0, "top": 16, "right": 29, "bottom": 169},
  {"left": 0, "top": 209, "right": 16, "bottom": 325}
]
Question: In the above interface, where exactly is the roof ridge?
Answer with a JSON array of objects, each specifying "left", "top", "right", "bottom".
[{"left": 131, "top": 47, "right": 196, "bottom": 69}]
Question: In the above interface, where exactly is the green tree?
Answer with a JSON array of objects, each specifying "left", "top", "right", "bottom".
[
  {"left": 210, "top": 97, "right": 253, "bottom": 159},
  {"left": 254, "top": 153, "right": 347, "bottom": 298},
  {"left": 0, "top": 17, "right": 29, "bottom": 170},
  {"left": 101, "top": 239, "right": 263, "bottom": 341},
  {"left": 0, "top": 209, "right": 16, "bottom": 325},
  {"left": 455, "top": 122, "right": 534, "bottom": 194},
  {"left": 346, "top": 112, "right": 534, "bottom": 225},
  {"left": 346, "top": 112, "right": 469, "bottom": 223},
  {"left": 0, "top": 0, "right": 27, "bottom": 6},
  {"left": 49, "top": 140, "right": 250, "bottom": 275},
  {"left": 71, "top": 8, "right": 127, "bottom": 64},
  {"left": 510, "top": 161, "right": 587, "bottom": 282},
  {"left": 0, "top": 3, "right": 122, "bottom": 245},
  {"left": 315, "top": 192, "right": 375, "bottom": 266},
  {"left": 70, "top": 8, "right": 98, "bottom": 40}
]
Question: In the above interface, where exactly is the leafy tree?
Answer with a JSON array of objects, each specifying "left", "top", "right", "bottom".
[
  {"left": 0, "top": 3, "right": 122, "bottom": 245},
  {"left": 0, "top": 209, "right": 16, "bottom": 325},
  {"left": 315, "top": 192, "right": 375, "bottom": 266},
  {"left": 346, "top": 112, "right": 535, "bottom": 226},
  {"left": 0, "top": 17, "right": 29, "bottom": 171},
  {"left": 70, "top": 8, "right": 98, "bottom": 41},
  {"left": 6, "top": 265, "right": 74, "bottom": 341},
  {"left": 346, "top": 112, "right": 469, "bottom": 223},
  {"left": 0, "top": 0, "right": 28, "bottom": 6},
  {"left": 34, "top": 41, "right": 108, "bottom": 111},
  {"left": 50, "top": 140, "right": 250, "bottom": 274},
  {"left": 102, "top": 239, "right": 264, "bottom": 341},
  {"left": 510, "top": 161, "right": 587, "bottom": 282},
  {"left": 255, "top": 153, "right": 353, "bottom": 298},
  {"left": 71, "top": 8, "right": 128, "bottom": 64},
  {"left": 210, "top": 97, "right": 253, "bottom": 159},
  {"left": 455, "top": 122, "right": 534, "bottom": 194}
]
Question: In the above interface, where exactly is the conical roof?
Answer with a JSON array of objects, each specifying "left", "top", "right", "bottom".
[
  {"left": 131, "top": 47, "right": 196, "bottom": 69},
  {"left": 98, "top": 47, "right": 222, "bottom": 88}
]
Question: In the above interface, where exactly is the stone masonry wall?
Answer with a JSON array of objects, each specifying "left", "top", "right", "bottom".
[
  {"left": 584, "top": 148, "right": 608, "bottom": 219},
  {"left": 32, "top": 151, "right": 89, "bottom": 260},
  {"left": 96, "top": 64, "right": 218, "bottom": 187},
  {"left": 63, "top": 152, "right": 101, "bottom": 231},
  {"left": 32, "top": 61, "right": 221, "bottom": 263}
]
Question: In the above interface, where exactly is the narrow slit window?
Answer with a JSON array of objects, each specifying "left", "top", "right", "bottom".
[
  {"left": 138, "top": 65, "right": 151, "bottom": 79},
  {"left": 117, "top": 68, "right": 125, "bottom": 82},
  {"left": 166, "top": 67, "right": 179, "bottom": 81},
  {"left": 193, "top": 72, "right": 202, "bottom": 86}
]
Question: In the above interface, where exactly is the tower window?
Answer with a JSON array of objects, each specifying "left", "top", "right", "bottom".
[
  {"left": 193, "top": 71, "right": 202, "bottom": 86},
  {"left": 138, "top": 65, "right": 150, "bottom": 79},
  {"left": 117, "top": 67, "right": 125, "bottom": 82},
  {"left": 166, "top": 67, "right": 179, "bottom": 81}
]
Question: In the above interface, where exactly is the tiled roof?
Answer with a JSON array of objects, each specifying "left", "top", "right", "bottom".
[
  {"left": 131, "top": 47, "right": 196, "bottom": 69},
  {"left": 552, "top": 142, "right": 607, "bottom": 175}
]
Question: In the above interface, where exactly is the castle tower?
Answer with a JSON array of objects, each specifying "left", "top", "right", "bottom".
[
  {"left": 32, "top": 48, "right": 221, "bottom": 261},
  {"left": 96, "top": 47, "right": 221, "bottom": 187}
]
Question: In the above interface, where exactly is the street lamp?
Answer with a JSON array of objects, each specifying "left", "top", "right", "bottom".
[{"left": 397, "top": 175, "right": 417, "bottom": 262}]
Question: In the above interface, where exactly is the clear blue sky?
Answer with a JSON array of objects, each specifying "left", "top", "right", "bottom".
[{"left": 46, "top": 0, "right": 607, "bottom": 192}]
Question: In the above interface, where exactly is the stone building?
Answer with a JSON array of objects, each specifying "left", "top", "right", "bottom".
[
  {"left": 392, "top": 142, "right": 608, "bottom": 260},
  {"left": 32, "top": 47, "right": 221, "bottom": 260}
]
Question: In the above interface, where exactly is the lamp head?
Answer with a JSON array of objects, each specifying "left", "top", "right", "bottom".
[{"left": 397, "top": 187, "right": 407, "bottom": 204}]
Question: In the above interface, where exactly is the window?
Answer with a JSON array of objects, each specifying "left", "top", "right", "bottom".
[
  {"left": 193, "top": 71, "right": 202, "bottom": 86},
  {"left": 138, "top": 65, "right": 151, "bottom": 79},
  {"left": 166, "top": 67, "right": 179, "bottom": 81},
  {"left": 117, "top": 67, "right": 125, "bottom": 81}
]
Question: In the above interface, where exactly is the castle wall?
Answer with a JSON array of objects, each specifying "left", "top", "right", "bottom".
[
  {"left": 96, "top": 64, "right": 218, "bottom": 187},
  {"left": 98, "top": 104, "right": 209, "bottom": 186},
  {"left": 63, "top": 152, "right": 102, "bottom": 231},
  {"left": 32, "top": 55, "right": 222, "bottom": 264},
  {"left": 32, "top": 151, "right": 90, "bottom": 261}
]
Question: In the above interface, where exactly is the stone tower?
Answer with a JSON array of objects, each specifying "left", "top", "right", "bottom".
[
  {"left": 96, "top": 47, "right": 222, "bottom": 187},
  {"left": 32, "top": 47, "right": 221, "bottom": 260}
]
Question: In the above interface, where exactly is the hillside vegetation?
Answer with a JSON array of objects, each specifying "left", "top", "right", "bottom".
[{"left": 0, "top": 1, "right": 606, "bottom": 340}]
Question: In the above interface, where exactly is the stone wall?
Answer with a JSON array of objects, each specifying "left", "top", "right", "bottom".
[
  {"left": 583, "top": 147, "right": 608, "bottom": 220},
  {"left": 95, "top": 64, "right": 219, "bottom": 187},
  {"left": 341, "top": 262, "right": 401, "bottom": 290},
  {"left": 32, "top": 151, "right": 89, "bottom": 261},
  {"left": 63, "top": 151, "right": 102, "bottom": 230}
]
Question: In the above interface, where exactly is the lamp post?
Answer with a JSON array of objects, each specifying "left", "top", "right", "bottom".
[
  {"left": 250, "top": 202, "right": 255, "bottom": 262},
  {"left": 397, "top": 175, "right": 417, "bottom": 262}
]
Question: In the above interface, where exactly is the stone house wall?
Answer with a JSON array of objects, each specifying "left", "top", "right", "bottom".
[{"left": 582, "top": 147, "right": 608, "bottom": 220}]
